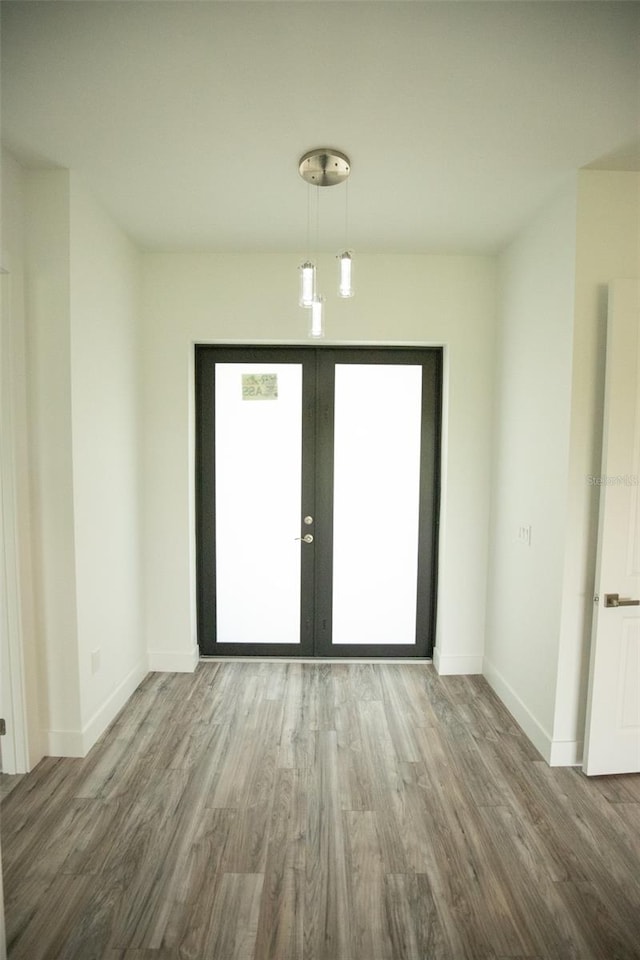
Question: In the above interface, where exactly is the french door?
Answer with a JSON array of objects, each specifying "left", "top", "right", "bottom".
[{"left": 195, "top": 346, "right": 441, "bottom": 658}]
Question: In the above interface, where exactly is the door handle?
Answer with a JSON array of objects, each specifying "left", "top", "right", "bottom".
[
  {"left": 295, "top": 534, "right": 314, "bottom": 544},
  {"left": 604, "top": 593, "right": 640, "bottom": 608}
]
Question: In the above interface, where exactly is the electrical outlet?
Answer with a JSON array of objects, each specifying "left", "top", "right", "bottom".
[
  {"left": 91, "top": 649, "right": 101, "bottom": 674},
  {"left": 517, "top": 523, "right": 532, "bottom": 546}
]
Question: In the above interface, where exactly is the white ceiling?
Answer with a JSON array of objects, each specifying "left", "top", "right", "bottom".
[{"left": 2, "top": 1, "right": 639, "bottom": 253}]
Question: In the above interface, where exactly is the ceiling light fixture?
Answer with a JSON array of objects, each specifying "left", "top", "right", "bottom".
[{"left": 298, "top": 148, "right": 353, "bottom": 336}]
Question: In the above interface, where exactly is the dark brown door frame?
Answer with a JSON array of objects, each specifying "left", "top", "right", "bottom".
[{"left": 195, "top": 345, "right": 442, "bottom": 658}]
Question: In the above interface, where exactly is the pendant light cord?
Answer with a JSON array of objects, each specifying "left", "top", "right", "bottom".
[
  {"left": 344, "top": 177, "right": 349, "bottom": 251},
  {"left": 315, "top": 185, "right": 320, "bottom": 266}
]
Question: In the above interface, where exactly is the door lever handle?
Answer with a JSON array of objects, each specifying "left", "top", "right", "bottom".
[
  {"left": 295, "top": 534, "right": 314, "bottom": 544},
  {"left": 605, "top": 593, "right": 640, "bottom": 608}
]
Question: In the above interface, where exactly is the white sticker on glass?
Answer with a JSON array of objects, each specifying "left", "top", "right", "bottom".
[{"left": 241, "top": 373, "right": 278, "bottom": 401}]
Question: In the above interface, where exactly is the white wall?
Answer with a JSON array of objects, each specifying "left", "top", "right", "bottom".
[
  {"left": 0, "top": 150, "right": 43, "bottom": 770},
  {"left": 10, "top": 162, "right": 146, "bottom": 760},
  {"left": 24, "top": 168, "right": 82, "bottom": 751},
  {"left": 485, "top": 170, "right": 640, "bottom": 766},
  {"left": 554, "top": 170, "right": 640, "bottom": 758},
  {"left": 484, "top": 182, "right": 577, "bottom": 762},
  {"left": 69, "top": 175, "right": 146, "bottom": 746},
  {"left": 7, "top": 160, "right": 634, "bottom": 768},
  {"left": 140, "top": 252, "right": 497, "bottom": 673}
]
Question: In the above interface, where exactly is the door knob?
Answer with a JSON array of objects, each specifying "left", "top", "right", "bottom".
[
  {"left": 295, "top": 534, "right": 314, "bottom": 543},
  {"left": 605, "top": 593, "right": 640, "bottom": 608},
  {"left": 303, "top": 516, "right": 314, "bottom": 525}
]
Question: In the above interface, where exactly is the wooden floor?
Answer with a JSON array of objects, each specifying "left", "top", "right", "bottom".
[{"left": 2, "top": 662, "right": 640, "bottom": 960}]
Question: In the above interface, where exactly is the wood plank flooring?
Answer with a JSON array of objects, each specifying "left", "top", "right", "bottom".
[{"left": 2, "top": 661, "right": 640, "bottom": 959}]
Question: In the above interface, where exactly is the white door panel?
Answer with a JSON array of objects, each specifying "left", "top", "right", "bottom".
[
  {"left": 584, "top": 280, "right": 640, "bottom": 776},
  {"left": 332, "top": 364, "right": 422, "bottom": 645},
  {"left": 0, "top": 834, "right": 5, "bottom": 960},
  {"left": 214, "top": 363, "right": 303, "bottom": 646}
]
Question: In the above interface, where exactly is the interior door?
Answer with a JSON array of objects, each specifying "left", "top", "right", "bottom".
[
  {"left": 196, "top": 346, "right": 441, "bottom": 658},
  {"left": 0, "top": 834, "right": 5, "bottom": 960},
  {"left": 583, "top": 280, "right": 640, "bottom": 775}
]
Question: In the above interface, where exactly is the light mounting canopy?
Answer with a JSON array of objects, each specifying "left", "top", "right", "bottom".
[{"left": 299, "top": 149, "right": 351, "bottom": 187}]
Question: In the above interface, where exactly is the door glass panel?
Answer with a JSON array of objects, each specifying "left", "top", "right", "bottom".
[
  {"left": 215, "top": 363, "right": 302, "bottom": 644},
  {"left": 332, "top": 364, "right": 422, "bottom": 645}
]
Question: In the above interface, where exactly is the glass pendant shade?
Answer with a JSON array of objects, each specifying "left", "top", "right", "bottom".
[
  {"left": 299, "top": 261, "right": 316, "bottom": 307},
  {"left": 338, "top": 251, "right": 354, "bottom": 298},
  {"left": 309, "top": 295, "right": 324, "bottom": 338}
]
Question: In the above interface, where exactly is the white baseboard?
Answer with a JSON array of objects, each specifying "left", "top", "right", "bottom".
[
  {"left": 46, "top": 661, "right": 148, "bottom": 758},
  {"left": 80, "top": 662, "right": 148, "bottom": 755},
  {"left": 46, "top": 728, "right": 86, "bottom": 758},
  {"left": 147, "top": 647, "right": 199, "bottom": 673},
  {"left": 482, "top": 657, "right": 583, "bottom": 766},
  {"left": 548, "top": 739, "right": 583, "bottom": 767},
  {"left": 433, "top": 647, "right": 483, "bottom": 675},
  {"left": 482, "top": 656, "right": 551, "bottom": 762}
]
